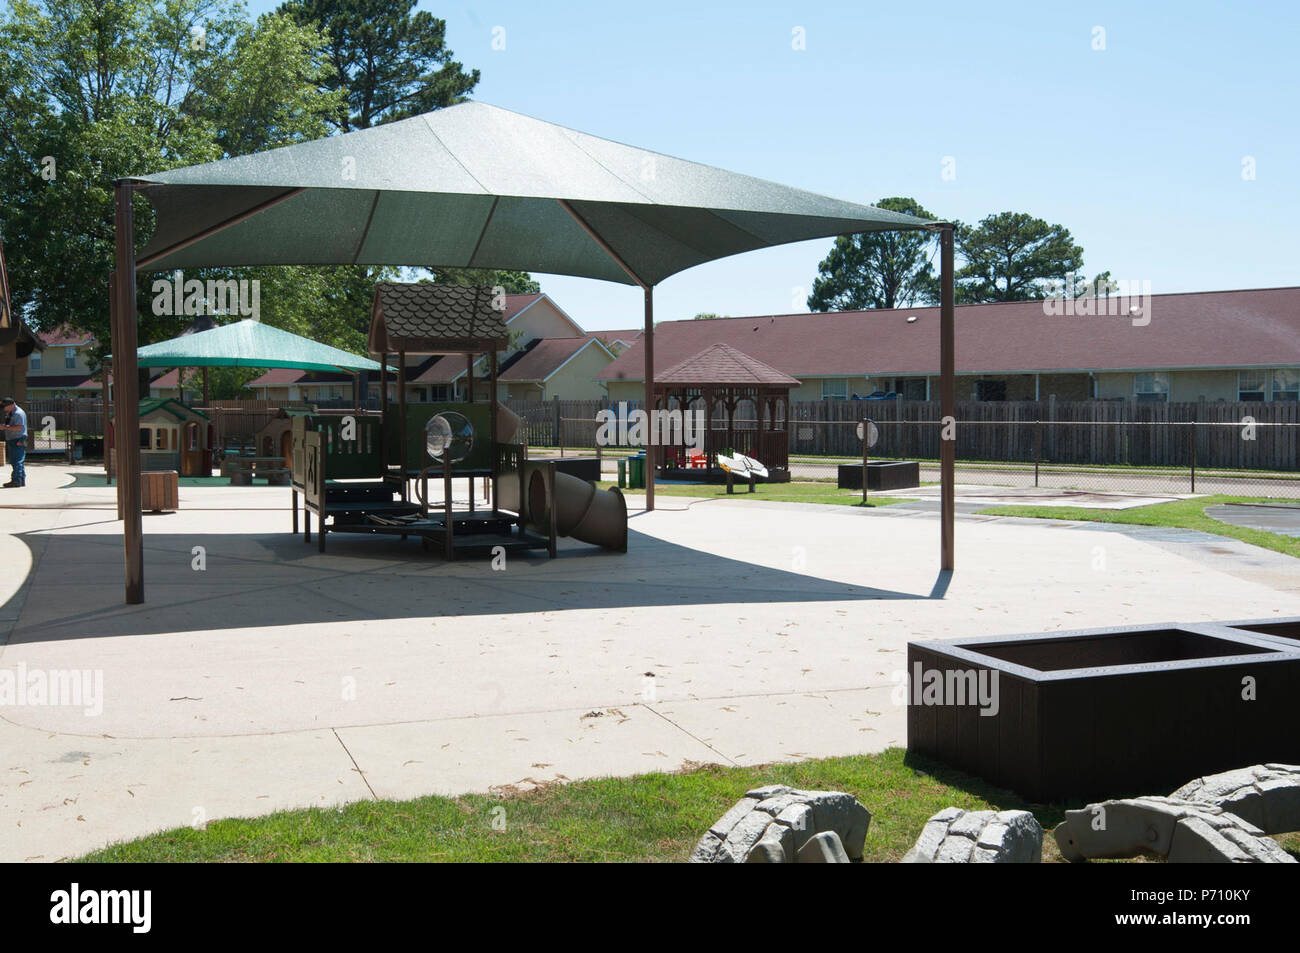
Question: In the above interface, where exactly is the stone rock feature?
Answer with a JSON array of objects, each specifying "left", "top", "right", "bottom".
[
  {"left": 901, "top": 808, "right": 1042, "bottom": 863},
  {"left": 795, "top": 831, "right": 850, "bottom": 863},
  {"left": 1171, "top": 764, "right": 1300, "bottom": 835},
  {"left": 1052, "top": 795, "right": 1295, "bottom": 864},
  {"left": 690, "top": 785, "right": 871, "bottom": 863}
]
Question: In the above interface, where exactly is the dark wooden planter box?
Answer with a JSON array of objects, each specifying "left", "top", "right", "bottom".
[
  {"left": 1219, "top": 617, "right": 1300, "bottom": 649},
  {"left": 907, "top": 624, "right": 1300, "bottom": 803},
  {"left": 837, "top": 460, "right": 920, "bottom": 491}
]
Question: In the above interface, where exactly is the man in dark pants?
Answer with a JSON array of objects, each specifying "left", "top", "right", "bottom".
[{"left": 1, "top": 397, "right": 27, "bottom": 487}]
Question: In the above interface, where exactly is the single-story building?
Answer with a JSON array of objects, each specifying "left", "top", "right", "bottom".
[{"left": 598, "top": 286, "right": 1300, "bottom": 404}]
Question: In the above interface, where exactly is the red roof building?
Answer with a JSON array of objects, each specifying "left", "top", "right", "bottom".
[{"left": 600, "top": 287, "right": 1300, "bottom": 404}]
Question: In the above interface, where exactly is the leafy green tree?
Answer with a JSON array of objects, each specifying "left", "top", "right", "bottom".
[
  {"left": 431, "top": 268, "right": 539, "bottom": 295},
  {"left": 807, "top": 197, "right": 938, "bottom": 311},
  {"left": 954, "top": 212, "right": 1085, "bottom": 303},
  {"left": 0, "top": 0, "right": 342, "bottom": 367},
  {"left": 691, "top": 312, "right": 729, "bottom": 320},
  {"left": 280, "top": 0, "right": 479, "bottom": 131}
]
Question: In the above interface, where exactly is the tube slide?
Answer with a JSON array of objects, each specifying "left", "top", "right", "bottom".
[{"left": 528, "top": 469, "right": 627, "bottom": 552}]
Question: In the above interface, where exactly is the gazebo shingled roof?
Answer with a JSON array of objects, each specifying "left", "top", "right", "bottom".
[{"left": 657, "top": 343, "right": 800, "bottom": 387}]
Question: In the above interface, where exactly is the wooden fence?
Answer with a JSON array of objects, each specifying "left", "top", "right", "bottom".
[
  {"left": 506, "top": 397, "right": 1300, "bottom": 472},
  {"left": 30, "top": 396, "right": 1300, "bottom": 473}
]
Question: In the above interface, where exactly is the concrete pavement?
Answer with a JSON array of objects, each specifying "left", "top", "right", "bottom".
[{"left": 2, "top": 463, "right": 1299, "bottom": 860}]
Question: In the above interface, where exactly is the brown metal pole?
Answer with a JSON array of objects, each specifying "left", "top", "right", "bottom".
[
  {"left": 489, "top": 349, "right": 498, "bottom": 515},
  {"left": 105, "top": 273, "right": 116, "bottom": 496},
  {"left": 644, "top": 285, "right": 654, "bottom": 511},
  {"left": 939, "top": 225, "right": 956, "bottom": 571},
  {"left": 113, "top": 181, "right": 144, "bottom": 603}
]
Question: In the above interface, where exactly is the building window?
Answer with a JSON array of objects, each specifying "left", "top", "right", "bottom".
[
  {"left": 899, "top": 377, "right": 928, "bottom": 401},
  {"left": 976, "top": 379, "right": 1007, "bottom": 401},
  {"left": 1135, "top": 372, "right": 1170, "bottom": 402},
  {"left": 821, "top": 378, "right": 848, "bottom": 399},
  {"left": 29, "top": 351, "right": 41, "bottom": 370},
  {"left": 139, "top": 428, "right": 152, "bottom": 449},
  {"left": 1270, "top": 368, "right": 1299, "bottom": 401},
  {"left": 1238, "top": 370, "right": 1267, "bottom": 402},
  {"left": 64, "top": 347, "right": 76, "bottom": 369}
]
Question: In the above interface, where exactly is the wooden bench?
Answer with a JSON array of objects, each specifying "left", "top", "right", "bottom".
[{"left": 222, "top": 455, "right": 291, "bottom": 486}]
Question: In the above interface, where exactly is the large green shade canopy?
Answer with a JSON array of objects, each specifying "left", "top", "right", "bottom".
[
  {"left": 127, "top": 319, "right": 383, "bottom": 373},
  {"left": 134, "top": 102, "right": 932, "bottom": 287}
]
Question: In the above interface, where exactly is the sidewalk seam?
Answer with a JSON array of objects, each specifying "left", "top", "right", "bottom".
[
  {"left": 332, "top": 728, "right": 378, "bottom": 801},
  {"left": 640, "top": 703, "right": 739, "bottom": 767}
]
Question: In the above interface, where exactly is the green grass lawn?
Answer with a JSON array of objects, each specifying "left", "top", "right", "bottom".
[
  {"left": 977, "top": 494, "right": 1300, "bottom": 560},
  {"left": 598, "top": 480, "right": 909, "bottom": 507},
  {"left": 75, "top": 747, "right": 1300, "bottom": 862}
]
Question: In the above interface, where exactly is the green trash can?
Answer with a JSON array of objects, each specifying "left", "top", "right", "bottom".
[
  {"left": 617, "top": 458, "right": 627, "bottom": 489},
  {"left": 628, "top": 453, "right": 645, "bottom": 490}
]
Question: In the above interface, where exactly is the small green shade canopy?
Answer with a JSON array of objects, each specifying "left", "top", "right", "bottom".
[
  {"left": 134, "top": 102, "right": 932, "bottom": 287},
  {"left": 125, "top": 319, "right": 383, "bottom": 373}
]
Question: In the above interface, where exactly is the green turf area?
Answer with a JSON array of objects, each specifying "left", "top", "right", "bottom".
[
  {"left": 977, "top": 495, "right": 1300, "bottom": 560},
  {"left": 67, "top": 472, "right": 234, "bottom": 488},
  {"left": 74, "top": 747, "right": 1300, "bottom": 862},
  {"left": 597, "top": 480, "right": 908, "bottom": 507}
]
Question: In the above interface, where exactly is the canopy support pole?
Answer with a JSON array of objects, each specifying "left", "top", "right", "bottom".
[
  {"left": 554, "top": 199, "right": 656, "bottom": 510},
  {"left": 113, "top": 181, "right": 143, "bottom": 603},
  {"left": 489, "top": 349, "right": 498, "bottom": 514},
  {"left": 643, "top": 286, "right": 654, "bottom": 511},
  {"left": 939, "top": 224, "right": 955, "bottom": 571}
]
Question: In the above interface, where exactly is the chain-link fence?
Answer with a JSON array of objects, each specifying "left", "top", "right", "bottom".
[{"left": 788, "top": 418, "right": 1300, "bottom": 498}]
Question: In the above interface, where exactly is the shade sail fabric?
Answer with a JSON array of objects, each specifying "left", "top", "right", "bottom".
[
  {"left": 134, "top": 102, "right": 933, "bottom": 287},
  {"left": 127, "top": 319, "right": 383, "bottom": 373}
]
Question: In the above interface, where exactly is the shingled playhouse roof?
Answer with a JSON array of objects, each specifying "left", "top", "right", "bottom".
[
  {"left": 656, "top": 343, "right": 801, "bottom": 388},
  {"left": 369, "top": 283, "right": 510, "bottom": 355}
]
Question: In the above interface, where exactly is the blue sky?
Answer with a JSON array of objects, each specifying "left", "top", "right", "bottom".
[{"left": 250, "top": 0, "right": 1299, "bottom": 331}]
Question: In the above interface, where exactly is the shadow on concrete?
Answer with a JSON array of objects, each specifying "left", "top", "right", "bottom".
[{"left": 5, "top": 518, "right": 950, "bottom": 645}]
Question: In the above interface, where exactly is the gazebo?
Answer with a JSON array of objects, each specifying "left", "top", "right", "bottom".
[{"left": 653, "top": 343, "right": 799, "bottom": 481}]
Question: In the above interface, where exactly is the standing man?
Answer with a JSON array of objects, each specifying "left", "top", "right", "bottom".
[{"left": 1, "top": 397, "right": 27, "bottom": 487}]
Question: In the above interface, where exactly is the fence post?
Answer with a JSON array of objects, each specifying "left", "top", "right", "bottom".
[
  {"left": 1190, "top": 419, "right": 1197, "bottom": 493},
  {"left": 1034, "top": 419, "right": 1042, "bottom": 488},
  {"left": 553, "top": 395, "right": 562, "bottom": 457}
]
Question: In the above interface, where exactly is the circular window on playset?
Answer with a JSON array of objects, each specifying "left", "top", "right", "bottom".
[{"left": 424, "top": 411, "right": 474, "bottom": 464}]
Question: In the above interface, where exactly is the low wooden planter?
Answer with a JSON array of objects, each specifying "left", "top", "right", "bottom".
[
  {"left": 141, "top": 470, "right": 179, "bottom": 513},
  {"left": 907, "top": 623, "right": 1300, "bottom": 802},
  {"left": 837, "top": 461, "right": 919, "bottom": 491}
]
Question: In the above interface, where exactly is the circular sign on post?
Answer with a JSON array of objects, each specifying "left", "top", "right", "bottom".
[{"left": 857, "top": 420, "right": 879, "bottom": 449}]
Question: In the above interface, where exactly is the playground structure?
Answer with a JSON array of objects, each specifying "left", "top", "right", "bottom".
[{"left": 290, "top": 283, "right": 628, "bottom": 559}]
